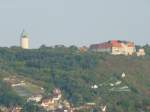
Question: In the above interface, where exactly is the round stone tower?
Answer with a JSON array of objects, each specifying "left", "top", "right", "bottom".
[{"left": 20, "top": 30, "right": 29, "bottom": 49}]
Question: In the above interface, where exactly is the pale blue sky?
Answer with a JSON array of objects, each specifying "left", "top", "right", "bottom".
[{"left": 0, "top": 0, "right": 150, "bottom": 48}]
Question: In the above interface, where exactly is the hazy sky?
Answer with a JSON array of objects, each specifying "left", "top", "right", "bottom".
[{"left": 0, "top": 0, "right": 150, "bottom": 48}]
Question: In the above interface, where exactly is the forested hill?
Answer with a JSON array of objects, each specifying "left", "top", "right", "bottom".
[{"left": 0, "top": 45, "right": 150, "bottom": 112}]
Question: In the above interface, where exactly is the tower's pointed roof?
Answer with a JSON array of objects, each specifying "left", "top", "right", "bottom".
[{"left": 21, "top": 29, "right": 28, "bottom": 38}]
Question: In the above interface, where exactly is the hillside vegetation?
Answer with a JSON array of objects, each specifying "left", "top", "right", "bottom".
[{"left": 0, "top": 45, "right": 150, "bottom": 112}]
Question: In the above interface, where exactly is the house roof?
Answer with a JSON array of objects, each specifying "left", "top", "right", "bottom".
[
  {"left": 111, "top": 40, "right": 122, "bottom": 48},
  {"left": 90, "top": 40, "right": 135, "bottom": 49}
]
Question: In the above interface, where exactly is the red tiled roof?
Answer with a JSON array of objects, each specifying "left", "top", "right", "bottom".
[
  {"left": 111, "top": 40, "right": 122, "bottom": 48},
  {"left": 90, "top": 40, "right": 134, "bottom": 49}
]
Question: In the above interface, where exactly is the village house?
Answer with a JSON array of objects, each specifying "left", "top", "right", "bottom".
[
  {"left": 41, "top": 98, "right": 55, "bottom": 111},
  {"left": 137, "top": 48, "right": 145, "bottom": 56},
  {"left": 27, "top": 94, "right": 43, "bottom": 102},
  {"left": 40, "top": 88, "right": 63, "bottom": 111},
  {"left": 90, "top": 40, "right": 136, "bottom": 55},
  {"left": 40, "top": 88, "right": 73, "bottom": 111},
  {"left": 52, "top": 88, "right": 62, "bottom": 101}
]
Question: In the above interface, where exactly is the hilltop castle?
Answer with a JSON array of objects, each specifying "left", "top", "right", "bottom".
[
  {"left": 90, "top": 40, "right": 136, "bottom": 55},
  {"left": 20, "top": 30, "right": 29, "bottom": 49}
]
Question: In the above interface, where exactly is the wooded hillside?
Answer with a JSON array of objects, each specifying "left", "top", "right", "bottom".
[{"left": 0, "top": 45, "right": 150, "bottom": 112}]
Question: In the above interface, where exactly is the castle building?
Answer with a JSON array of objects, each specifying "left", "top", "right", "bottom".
[
  {"left": 20, "top": 30, "right": 29, "bottom": 49},
  {"left": 137, "top": 48, "right": 145, "bottom": 56},
  {"left": 90, "top": 40, "right": 136, "bottom": 55}
]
